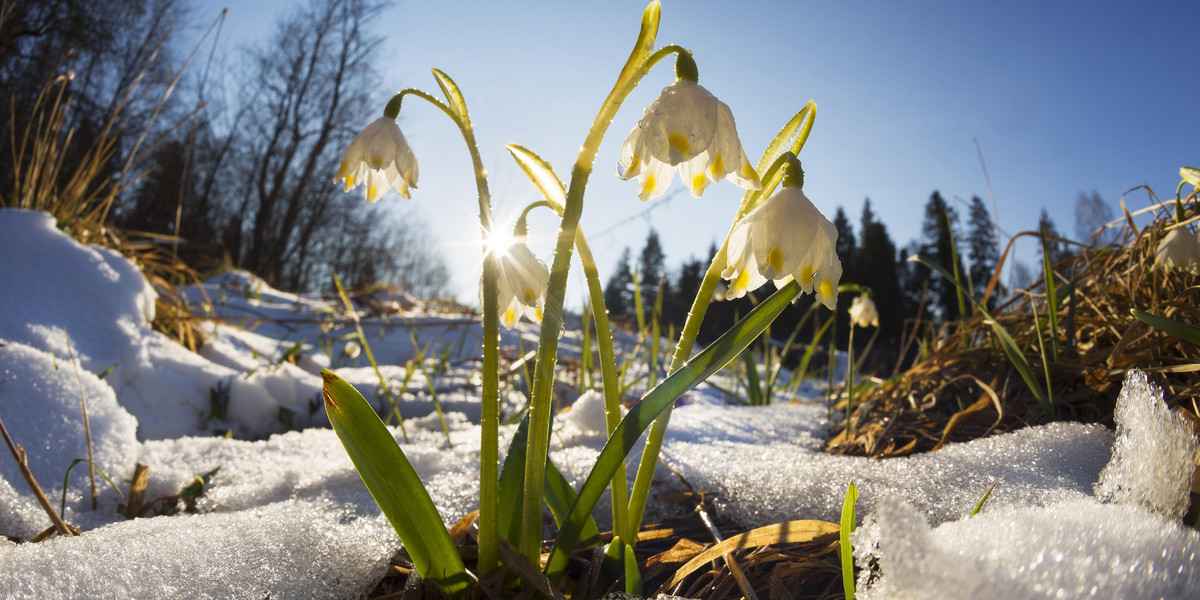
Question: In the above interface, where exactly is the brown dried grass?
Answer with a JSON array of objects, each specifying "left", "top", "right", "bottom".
[{"left": 827, "top": 201, "right": 1200, "bottom": 458}]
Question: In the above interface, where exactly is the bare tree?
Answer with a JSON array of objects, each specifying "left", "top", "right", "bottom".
[
  {"left": 230, "top": 0, "right": 380, "bottom": 290},
  {"left": 1074, "top": 190, "right": 1118, "bottom": 247}
]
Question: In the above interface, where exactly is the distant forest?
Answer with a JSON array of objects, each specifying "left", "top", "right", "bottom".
[{"left": 604, "top": 189, "right": 1119, "bottom": 372}]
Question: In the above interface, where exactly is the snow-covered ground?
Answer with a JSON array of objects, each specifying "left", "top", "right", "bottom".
[{"left": 1, "top": 207, "right": 1198, "bottom": 599}]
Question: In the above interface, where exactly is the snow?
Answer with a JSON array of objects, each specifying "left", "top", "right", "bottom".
[{"left": 2, "top": 207, "right": 1198, "bottom": 598}]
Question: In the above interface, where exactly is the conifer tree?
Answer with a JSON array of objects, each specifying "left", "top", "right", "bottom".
[
  {"left": 918, "top": 191, "right": 965, "bottom": 322},
  {"left": 857, "top": 199, "right": 904, "bottom": 342},
  {"left": 603, "top": 246, "right": 634, "bottom": 318},
  {"left": 966, "top": 195, "right": 1002, "bottom": 307}
]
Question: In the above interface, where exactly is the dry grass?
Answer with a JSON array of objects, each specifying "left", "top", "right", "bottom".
[{"left": 827, "top": 204, "right": 1200, "bottom": 458}]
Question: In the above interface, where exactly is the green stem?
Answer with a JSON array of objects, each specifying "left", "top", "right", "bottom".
[
  {"left": 626, "top": 152, "right": 802, "bottom": 534},
  {"left": 519, "top": 20, "right": 681, "bottom": 561},
  {"left": 388, "top": 87, "right": 501, "bottom": 575},
  {"left": 846, "top": 325, "right": 855, "bottom": 437},
  {"left": 523, "top": 198, "right": 635, "bottom": 545}
]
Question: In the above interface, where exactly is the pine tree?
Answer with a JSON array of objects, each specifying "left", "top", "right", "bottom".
[
  {"left": 637, "top": 228, "right": 667, "bottom": 324},
  {"left": 965, "top": 196, "right": 1002, "bottom": 306},
  {"left": 833, "top": 206, "right": 857, "bottom": 285},
  {"left": 857, "top": 200, "right": 905, "bottom": 342},
  {"left": 918, "top": 191, "right": 965, "bottom": 322},
  {"left": 603, "top": 246, "right": 634, "bottom": 318},
  {"left": 1037, "top": 209, "right": 1071, "bottom": 266},
  {"left": 669, "top": 256, "right": 705, "bottom": 329}
]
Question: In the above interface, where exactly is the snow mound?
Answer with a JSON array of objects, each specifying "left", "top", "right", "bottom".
[{"left": 0, "top": 499, "right": 396, "bottom": 600}]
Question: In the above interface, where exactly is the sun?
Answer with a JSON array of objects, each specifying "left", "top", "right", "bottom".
[{"left": 484, "top": 228, "right": 515, "bottom": 257}]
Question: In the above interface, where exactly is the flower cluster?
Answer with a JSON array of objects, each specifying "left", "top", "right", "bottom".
[
  {"left": 617, "top": 79, "right": 761, "bottom": 201},
  {"left": 720, "top": 156, "right": 842, "bottom": 309},
  {"left": 849, "top": 295, "right": 879, "bottom": 328},
  {"left": 491, "top": 241, "right": 550, "bottom": 329},
  {"left": 1155, "top": 227, "right": 1200, "bottom": 273},
  {"left": 333, "top": 117, "right": 419, "bottom": 203}
]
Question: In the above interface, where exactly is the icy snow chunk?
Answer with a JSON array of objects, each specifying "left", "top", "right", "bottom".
[
  {"left": 0, "top": 340, "right": 139, "bottom": 539},
  {"left": 854, "top": 496, "right": 1200, "bottom": 599},
  {"left": 1095, "top": 370, "right": 1199, "bottom": 519},
  {"left": 666, "top": 405, "right": 1112, "bottom": 528},
  {"left": 0, "top": 499, "right": 396, "bottom": 599}
]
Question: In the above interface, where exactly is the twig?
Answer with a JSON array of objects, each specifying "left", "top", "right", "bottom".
[
  {"left": 0, "top": 413, "right": 76, "bottom": 537},
  {"left": 65, "top": 331, "right": 98, "bottom": 509}
]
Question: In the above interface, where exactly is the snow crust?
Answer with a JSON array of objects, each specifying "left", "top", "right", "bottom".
[{"left": 2, "top": 209, "right": 1199, "bottom": 599}]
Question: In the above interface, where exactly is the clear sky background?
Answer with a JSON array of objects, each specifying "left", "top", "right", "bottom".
[{"left": 201, "top": 0, "right": 1199, "bottom": 307}]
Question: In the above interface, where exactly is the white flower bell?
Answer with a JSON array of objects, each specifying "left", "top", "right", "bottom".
[
  {"left": 1154, "top": 227, "right": 1200, "bottom": 273},
  {"left": 617, "top": 54, "right": 760, "bottom": 201},
  {"left": 849, "top": 295, "right": 879, "bottom": 328},
  {"left": 721, "top": 155, "right": 841, "bottom": 309},
  {"left": 334, "top": 117, "right": 419, "bottom": 203},
  {"left": 490, "top": 241, "right": 550, "bottom": 329}
]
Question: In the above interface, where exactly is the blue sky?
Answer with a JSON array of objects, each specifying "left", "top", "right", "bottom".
[{"left": 204, "top": 0, "right": 1199, "bottom": 306}]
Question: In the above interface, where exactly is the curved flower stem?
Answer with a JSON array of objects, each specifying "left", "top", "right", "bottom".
[
  {"left": 519, "top": 6, "right": 683, "bottom": 560},
  {"left": 387, "top": 87, "right": 501, "bottom": 575},
  {"left": 519, "top": 200, "right": 634, "bottom": 543}
]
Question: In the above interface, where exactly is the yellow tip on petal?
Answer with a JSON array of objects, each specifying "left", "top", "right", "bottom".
[
  {"left": 800, "top": 265, "right": 814, "bottom": 284},
  {"left": 709, "top": 154, "right": 725, "bottom": 178},
  {"left": 766, "top": 246, "right": 784, "bottom": 278},
  {"left": 819, "top": 279, "right": 834, "bottom": 301},
  {"left": 668, "top": 132, "right": 690, "bottom": 157}
]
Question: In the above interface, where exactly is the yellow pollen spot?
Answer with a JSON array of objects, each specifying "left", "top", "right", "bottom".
[
  {"left": 523, "top": 288, "right": 537, "bottom": 303},
  {"left": 766, "top": 246, "right": 785, "bottom": 276},
  {"left": 692, "top": 173, "right": 707, "bottom": 191},
  {"left": 535, "top": 307, "right": 543, "bottom": 321},
  {"left": 345, "top": 174, "right": 356, "bottom": 188},
  {"left": 366, "top": 182, "right": 378, "bottom": 202},
  {"left": 370, "top": 154, "right": 384, "bottom": 168},
  {"left": 668, "top": 132, "right": 690, "bottom": 155},
  {"left": 800, "top": 265, "right": 814, "bottom": 283},
  {"left": 643, "top": 173, "right": 657, "bottom": 196},
  {"left": 741, "top": 163, "right": 757, "bottom": 178},
  {"left": 734, "top": 268, "right": 751, "bottom": 291},
  {"left": 819, "top": 279, "right": 834, "bottom": 300},
  {"left": 709, "top": 154, "right": 725, "bottom": 177},
  {"left": 504, "top": 307, "right": 516, "bottom": 326}
]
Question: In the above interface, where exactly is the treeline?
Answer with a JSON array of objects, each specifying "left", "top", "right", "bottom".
[
  {"left": 604, "top": 190, "right": 1116, "bottom": 372},
  {"left": 0, "top": 0, "right": 448, "bottom": 296}
]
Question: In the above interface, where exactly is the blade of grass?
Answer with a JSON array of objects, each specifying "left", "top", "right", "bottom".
[
  {"left": 332, "top": 272, "right": 409, "bottom": 441},
  {"left": 545, "top": 280, "right": 802, "bottom": 582},
  {"left": 840, "top": 481, "right": 859, "bottom": 600},
  {"left": 970, "top": 480, "right": 998, "bottom": 517},
  {"left": 322, "top": 370, "right": 468, "bottom": 597},
  {"left": 1132, "top": 309, "right": 1200, "bottom": 345}
]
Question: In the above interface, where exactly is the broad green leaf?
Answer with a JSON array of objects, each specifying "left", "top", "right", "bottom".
[
  {"left": 497, "top": 415, "right": 600, "bottom": 545},
  {"left": 544, "top": 280, "right": 802, "bottom": 582},
  {"left": 840, "top": 481, "right": 859, "bottom": 600},
  {"left": 322, "top": 370, "right": 469, "bottom": 597},
  {"left": 740, "top": 103, "right": 817, "bottom": 216},
  {"left": 507, "top": 144, "right": 566, "bottom": 208},
  {"left": 624, "top": 541, "right": 643, "bottom": 595},
  {"left": 430, "top": 68, "right": 469, "bottom": 121},
  {"left": 1132, "top": 309, "right": 1200, "bottom": 346}
]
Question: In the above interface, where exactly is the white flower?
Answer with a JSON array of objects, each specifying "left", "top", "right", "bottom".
[
  {"left": 333, "top": 117, "right": 419, "bottom": 203},
  {"left": 490, "top": 242, "right": 550, "bottom": 329},
  {"left": 849, "top": 296, "right": 879, "bottom": 328},
  {"left": 342, "top": 340, "right": 362, "bottom": 360},
  {"left": 1154, "top": 227, "right": 1200, "bottom": 272},
  {"left": 617, "top": 80, "right": 761, "bottom": 201},
  {"left": 721, "top": 159, "right": 841, "bottom": 309}
]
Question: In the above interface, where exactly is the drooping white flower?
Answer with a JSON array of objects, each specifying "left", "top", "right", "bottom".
[
  {"left": 333, "top": 117, "right": 419, "bottom": 203},
  {"left": 1154, "top": 227, "right": 1200, "bottom": 273},
  {"left": 490, "top": 241, "right": 550, "bottom": 329},
  {"left": 849, "top": 296, "right": 880, "bottom": 328},
  {"left": 618, "top": 79, "right": 761, "bottom": 201},
  {"left": 721, "top": 157, "right": 841, "bottom": 309}
]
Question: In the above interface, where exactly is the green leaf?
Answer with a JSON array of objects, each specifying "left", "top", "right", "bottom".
[
  {"left": 1132, "top": 309, "right": 1200, "bottom": 345},
  {"left": 840, "top": 481, "right": 859, "bottom": 600},
  {"left": 743, "top": 346, "right": 763, "bottom": 406},
  {"left": 970, "top": 480, "right": 998, "bottom": 517},
  {"left": 544, "top": 280, "right": 802, "bottom": 582},
  {"left": 322, "top": 370, "right": 469, "bottom": 597},
  {"left": 624, "top": 541, "right": 643, "bottom": 595},
  {"left": 740, "top": 103, "right": 817, "bottom": 216},
  {"left": 497, "top": 416, "right": 600, "bottom": 546},
  {"left": 430, "top": 68, "right": 470, "bottom": 121},
  {"left": 507, "top": 144, "right": 566, "bottom": 208}
]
